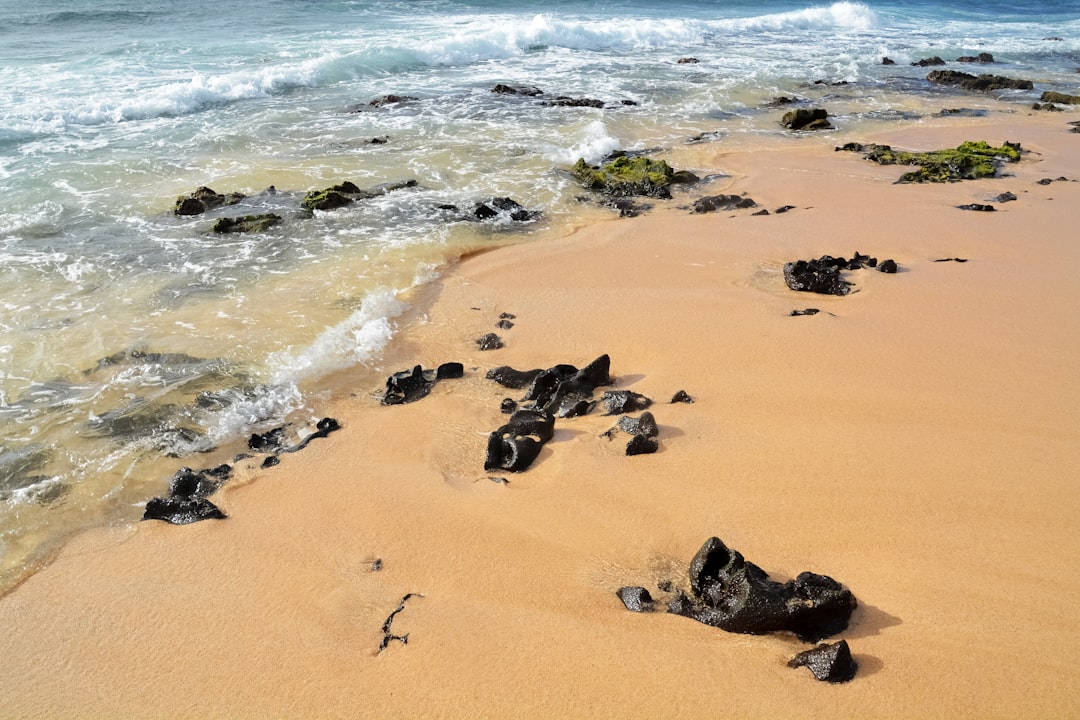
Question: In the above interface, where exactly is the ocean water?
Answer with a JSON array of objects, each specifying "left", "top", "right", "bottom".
[{"left": 1, "top": 0, "right": 1077, "bottom": 593}]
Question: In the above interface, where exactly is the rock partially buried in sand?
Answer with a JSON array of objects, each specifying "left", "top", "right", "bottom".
[
  {"left": 788, "top": 639, "right": 859, "bottom": 683},
  {"left": 602, "top": 411, "right": 660, "bottom": 455},
  {"left": 784, "top": 253, "right": 895, "bottom": 295},
  {"left": 691, "top": 194, "right": 757, "bottom": 213},
  {"left": 670, "top": 390, "right": 694, "bottom": 404},
  {"left": 665, "top": 537, "right": 857, "bottom": 642},
  {"left": 476, "top": 333, "right": 503, "bottom": 351},
  {"left": 491, "top": 355, "right": 612, "bottom": 417},
  {"left": 484, "top": 409, "right": 556, "bottom": 472},
  {"left": 617, "top": 586, "right": 656, "bottom": 612},
  {"left": 381, "top": 363, "right": 464, "bottom": 405}
]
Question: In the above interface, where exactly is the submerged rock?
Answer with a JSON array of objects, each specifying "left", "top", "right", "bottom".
[
  {"left": 174, "top": 186, "right": 245, "bottom": 216},
  {"left": 781, "top": 107, "right": 832, "bottom": 131},
  {"left": 381, "top": 363, "right": 464, "bottom": 405},
  {"left": 956, "top": 52, "right": 995, "bottom": 63},
  {"left": 788, "top": 640, "right": 859, "bottom": 683},
  {"left": 472, "top": 197, "right": 541, "bottom": 222},
  {"left": 926, "top": 70, "right": 1034, "bottom": 92},
  {"left": 211, "top": 213, "right": 282, "bottom": 234}
]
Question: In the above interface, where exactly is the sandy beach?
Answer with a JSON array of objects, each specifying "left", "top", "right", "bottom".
[{"left": 2, "top": 110, "right": 1079, "bottom": 719}]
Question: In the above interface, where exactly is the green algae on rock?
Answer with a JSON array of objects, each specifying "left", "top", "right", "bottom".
[
  {"left": 572, "top": 156, "right": 678, "bottom": 198},
  {"left": 1040, "top": 91, "right": 1080, "bottom": 105},
  {"left": 837, "top": 140, "right": 1021, "bottom": 183}
]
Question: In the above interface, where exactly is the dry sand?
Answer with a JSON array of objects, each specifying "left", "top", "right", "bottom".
[{"left": 2, "top": 112, "right": 1079, "bottom": 719}]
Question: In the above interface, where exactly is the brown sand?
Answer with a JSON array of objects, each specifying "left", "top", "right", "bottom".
[{"left": 2, "top": 112, "right": 1079, "bottom": 719}]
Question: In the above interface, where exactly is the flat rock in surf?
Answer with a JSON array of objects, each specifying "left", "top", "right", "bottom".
[{"left": 925, "top": 70, "right": 1034, "bottom": 92}]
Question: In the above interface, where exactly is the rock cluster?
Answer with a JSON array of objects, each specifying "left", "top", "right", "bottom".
[
  {"left": 783, "top": 252, "right": 895, "bottom": 296},
  {"left": 618, "top": 537, "right": 859, "bottom": 682}
]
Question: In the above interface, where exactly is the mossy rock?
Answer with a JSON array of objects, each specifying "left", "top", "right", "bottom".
[
  {"left": 174, "top": 186, "right": 246, "bottom": 216},
  {"left": 839, "top": 140, "right": 1020, "bottom": 183},
  {"left": 571, "top": 156, "right": 676, "bottom": 198},
  {"left": 211, "top": 213, "right": 283, "bottom": 234},
  {"left": 301, "top": 182, "right": 361, "bottom": 211},
  {"left": 1040, "top": 91, "right": 1080, "bottom": 105}
]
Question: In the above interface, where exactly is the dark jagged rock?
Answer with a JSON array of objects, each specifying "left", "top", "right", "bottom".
[
  {"left": 912, "top": 56, "right": 946, "bottom": 67},
  {"left": 1037, "top": 176, "right": 1072, "bottom": 185},
  {"left": 752, "top": 209, "right": 770, "bottom": 216},
  {"left": 670, "top": 390, "right": 694, "bottom": 404},
  {"left": 601, "top": 389, "right": 652, "bottom": 415},
  {"left": 881, "top": 57, "right": 896, "bottom": 65},
  {"left": 691, "top": 194, "right": 757, "bottom": 213},
  {"left": 142, "top": 464, "right": 233, "bottom": 525},
  {"left": 934, "top": 257, "right": 968, "bottom": 263},
  {"left": 781, "top": 107, "right": 832, "bottom": 131},
  {"left": 211, "top": 213, "right": 282, "bottom": 234},
  {"left": 477, "top": 333, "right": 503, "bottom": 351},
  {"left": 937, "top": 108, "right": 989, "bottom": 117},
  {"left": 790, "top": 308, "right": 821, "bottom": 316},
  {"left": 957, "top": 203, "right": 996, "bottom": 211},
  {"left": 995, "top": 191, "right": 1017, "bottom": 203},
  {"left": 543, "top": 96, "right": 605, "bottom": 108},
  {"left": 957, "top": 52, "right": 995, "bottom": 63},
  {"left": 788, "top": 640, "right": 859, "bottom": 683},
  {"left": 877, "top": 259, "right": 898, "bottom": 273},
  {"left": 484, "top": 409, "right": 556, "bottom": 472},
  {"left": 783, "top": 257, "right": 853, "bottom": 296},
  {"left": 499, "top": 312, "right": 516, "bottom": 320},
  {"left": 572, "top": 156, "right": 676, "bottom": 199},
  {"left": 1032, "top": 102, "right": 1064, "bottom": 111},
  {"left": 500, "top": 398, "right": 518, "bottom": 414},
  {"left": 495, "top": 318, "right": 514, "bottom": 329},
  {"left": 1039, "top": 91, "right": 1080, "bottom": 105},
  {"left": 839, "top": 140, "right": 1020, "bottom": 183},
  {"left": 261, "top": 455, "right": 280, "bottom": 468},
  {"left": 247, "top": 417, "right": 341, "bottom": 458},
  {"left": 625, "top": 434, "right": 659, "bottom": 455},
  {"left": 381, "top": 364, "right": 463, "bottom": 405},
  {"left": 249, "top": 426, "right": 287, "bottom": 453},
  {"left": 302, "top": 179, "right": 418, "bottom": 212},
  {"left": 677, "top": 57, "right": 700, "bottom": 64},
  {"left": 169, "top": 464, "right": 231, "bottom": 499},
  {"left": 766, "top": 96, "right": 798, "bottom": 106},
  {"left": 143, "top": 496, "right": 226, "bottom": 524},
  {"left": 775, "top": 205, "right": 796, "bottom": 214},
  {"left": 174, "top": 186, "right": 245, "bottom": 216},
  {"left": 617, "top": 586, "right": 656, "bottom": 612},
  {"left": 662, "top": 537, "right": 857, "bottom": 642},
  {"left": 367, "top": 94, "right": 418, "bottom": 107},
  {"left": 472, "top": 197, "right": 541, "bottom": 222},
  {"left": 615, "top": 411, "right": 658, "bottom": 438},
  {"left": 926, "top": 70, "right": 1034, "bottom": 92},
  {"left": 486, "top": 366, "right": 544, "bottom": 389},
  {"left": 492, "top": 83, "right": 543, "bottom": 96}
]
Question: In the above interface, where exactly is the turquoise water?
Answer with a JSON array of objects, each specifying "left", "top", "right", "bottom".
[{"left": 1, "top": 0, "right": 1077, "bottom": 593}]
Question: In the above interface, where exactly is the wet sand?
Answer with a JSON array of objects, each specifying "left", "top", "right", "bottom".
[{"left": 2, "top": 111, "right": 1079, "bottom": 719}]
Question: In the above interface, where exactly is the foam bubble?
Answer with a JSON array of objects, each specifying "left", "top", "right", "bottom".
[{"left": 543, "top": 120, "right": 621, "bottom": 165}]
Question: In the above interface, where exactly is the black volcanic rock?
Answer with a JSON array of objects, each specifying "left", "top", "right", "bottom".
[
  {"left": 667, "top": 537, "right": 857, "bottom": 642},
  {"left": 617, "top": 586, "right": 656, "bottom": 612},
  {"left": 788, "top": 640, "right": 859, "bottom": 683},
  {"left": 484, "top": 409, "right": 556, "bottom": 473},
  {"left": 381, "top": 363, "right": 463, "bottom": 405}
]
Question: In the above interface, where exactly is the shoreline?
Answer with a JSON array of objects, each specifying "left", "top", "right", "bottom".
[{"left": 2, "top": 110, "right": 1079, "bottom": 718}]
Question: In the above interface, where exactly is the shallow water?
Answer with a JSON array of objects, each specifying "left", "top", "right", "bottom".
[{"left": 1, "top": 0, "right": 1077, "bottom": 594}]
